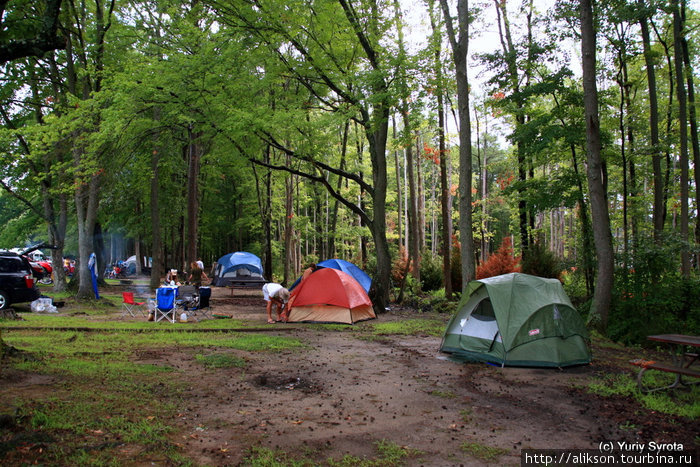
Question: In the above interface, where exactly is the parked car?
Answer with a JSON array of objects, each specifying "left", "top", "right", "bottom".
[
  {"left": 0, "top": 251, "right": 41, "bottom": 310},
  {"left": 20, "top": 245, "right": 54, "bottom": 284}
]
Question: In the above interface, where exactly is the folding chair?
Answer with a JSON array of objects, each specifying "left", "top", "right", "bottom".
[
  {"left": 121, "top": 292, "right": 147, "bottom": 318},
  {"left": 189, "top": 286, "right": 212, "bottom": 321},
  {"left": 177, "top": 285, "right": 198, "bottom": 309},
  {"left": 154, "top": 287, "right": 177, "bottom": 323}
]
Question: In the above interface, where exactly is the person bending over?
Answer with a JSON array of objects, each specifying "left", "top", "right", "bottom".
[{"left": 262, "top": 283, "right": 290, "bottom": 324}]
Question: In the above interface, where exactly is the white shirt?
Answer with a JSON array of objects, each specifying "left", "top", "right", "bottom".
[{"left": 263, "top": 283, "right": 284, "bottom": 301}]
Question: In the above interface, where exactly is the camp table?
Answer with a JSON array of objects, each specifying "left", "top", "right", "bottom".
[
  {"left": 631, "top": 334, "right": 700, "bottom": 393},
  {"left": 227, "top": 279, "right": 267, "bottom": 296}
]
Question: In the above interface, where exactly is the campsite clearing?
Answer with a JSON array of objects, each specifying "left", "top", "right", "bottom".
[{"left": 0, "top": 285, "right": 698, "bottom": 466}]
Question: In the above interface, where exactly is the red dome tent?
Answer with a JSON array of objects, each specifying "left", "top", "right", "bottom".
[{"left": 286, "top": 268, "right": 376, "bottom": 324}]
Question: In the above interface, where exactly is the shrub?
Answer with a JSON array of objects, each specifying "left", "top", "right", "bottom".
[
  {"left": 420, "top": 252, "right": 443, "bottom": 291},
  {"left": 521, "top": 242, "right": 563, "bottom": 279},
  {"left": 391, "top": 246, "right": 411, "bottom": 284},
  {"left": 608, "top": 273, "right": 700, "bottom": 345},
  {"left": 606, "top": 233, "right": 700, "bottom": 344},
  {"left": 476, "top": 237, "right": 520, "bottom": 279}
]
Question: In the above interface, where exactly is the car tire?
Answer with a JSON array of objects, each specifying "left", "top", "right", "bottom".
[{"left": 0, "top": 290, "right": 10, "bottom": 310}]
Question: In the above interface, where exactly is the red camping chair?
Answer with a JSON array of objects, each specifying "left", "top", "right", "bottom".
[{"left": 121, "top": 292, "right": 147, "bottom": 318}]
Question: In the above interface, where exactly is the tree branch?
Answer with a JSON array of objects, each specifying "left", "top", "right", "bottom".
[
  {"left": 249, "top": 155, "right": 372, "bottom": 228},
  {"left": 0, "top": 0, "right": 65, "bottom": 64},
  {"left": 258, "top": 130, "right": 374, "bottom": 196}
]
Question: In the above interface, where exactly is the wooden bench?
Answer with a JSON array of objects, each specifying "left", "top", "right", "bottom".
[{"left": 630, "top": 358, "right": 700, "bottom": 393}]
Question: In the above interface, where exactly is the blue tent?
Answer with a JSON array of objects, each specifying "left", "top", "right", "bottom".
[
  {"left": 213, "top": 252, "right": 265, "bottom": 287},
  {"left": 317, "top": 259, "right": 372, "bottom": 293}
]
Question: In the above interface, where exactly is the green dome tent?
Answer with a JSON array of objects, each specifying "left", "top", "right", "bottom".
[{"left": 440, "top": 273, "right": 591, "bottom": 367}]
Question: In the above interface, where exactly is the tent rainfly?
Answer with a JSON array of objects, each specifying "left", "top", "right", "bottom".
[
  {"left": 316, "top": 258, "right": 372, "bottom": 293},
  {"left": 440, "top": 273, "right": 592, "bottom": 367},
  {"left": 213, "top": 252, "right": 265, "bottom": 287}
]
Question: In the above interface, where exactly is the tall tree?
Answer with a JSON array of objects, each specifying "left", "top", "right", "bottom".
[
  {"left": 672, "top": 0, "right": 690, "bottom": 277},
  {"left": 440, "top": 0, "right": 475, "bottom": 290},
  {"left": 427, "top": 0, "right": 452, "bottom": 298},
  {"left": 581, "top": 0, "right": 614, "bottom": 332},
  {"left": 186, "top": 127, "right": 206, "bottom": 268},
  {"left": 0, "top": 0, "right": 68, "bottom": 355},
  {"left": 679, "top": 1, "right": 700, "bottom": 261},
  {"left": 393, "top": 0, "right": 421, "bottom": 284},
  {"left": 489, "top": 0, "right": 534, "bottom": 251},
  {"left": 637, "top": 0, "right": 665, "bottom": 243}
]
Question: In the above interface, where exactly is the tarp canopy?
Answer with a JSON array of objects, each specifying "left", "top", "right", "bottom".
[
  {"left": 287, "top": 268, "right": 375, "bottom": 324},
  {"left": 316, "top": 258, "right": 372, "bottom": 293},
  {"left": 213, "top": 251, "right": 265, "bottom": 287},
  {"left": 440, "top": 273, "right": 591, "bottom": 367}
]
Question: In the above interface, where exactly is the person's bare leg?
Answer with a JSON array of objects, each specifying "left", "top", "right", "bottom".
[
  {"left": 266, "top": 301, "right": 275, "bottom": 323},
  {"left": 275, "top": 300, "right": 283, "bottom": 321}
]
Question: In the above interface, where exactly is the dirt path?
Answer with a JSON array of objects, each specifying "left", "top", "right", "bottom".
[
  {"left": 137, "top": 287, "right": 637, "bottom": 466},
  {"left": 3, "top": 286, "right": 697, "bottom": 466}
]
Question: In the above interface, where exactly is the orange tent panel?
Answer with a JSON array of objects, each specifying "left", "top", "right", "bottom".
[{"left": 287, "top": 268, "right": 375, "bottom": 324}]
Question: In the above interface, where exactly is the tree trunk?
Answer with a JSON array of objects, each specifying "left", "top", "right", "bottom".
[
  {"left": 283, "top": 153, "right": 294, "bottom": 285},
  {"left": 493, "top": 0, "right": 530, "bottom": 251},
  {"left": 75, "top": 152, "right": 101, "bottom": 299},
  {"left": 436, "top": 62, "right": 452, "bottom": 297},
  {"left": 639, "top": 6, "right": 664, "bottom": 242},
  {"left": 440, "top": 0, "right": 475, "bottom": 290},
  {"left": 417, "top": 138, "right": 426, "bottom": 254},
  {"left": 149, "top": 114, "right": 163, "bottom": 290},
  {"left": 365, "top": 119, "right": 391, "bottom": 312},
  {"left": 329, "top": 122, "right": 349, "bottom": 259},
  {"left": 404, "top": 129, "right": 420, "bottom": 282},
  {"left": 616, "top": 57, "right": 629, "bottom": 265},
  {"left": 581, "top": 0, "right": 614, "bottom": 332},
  {"left": 652, "top": 20, "right": 674, "bottom": 231},
  {"left": 680, "top": 3, "right": 700, "bottom": 259},
  {"left": 393, "top": 117, "right": 403, "bottom": 250},
  {"left": 673, "top": 0, "right": 690, "bottom": 277},
  {"left": 186, "top": 126, "right": 203, "bottom": 269}
]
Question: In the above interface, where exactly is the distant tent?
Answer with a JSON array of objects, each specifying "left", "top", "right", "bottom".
[
  {"left": 440, "top": 273, "right": 591, "bottom": 368},
  {"left": 122, "top": 255, "right": 137, "bottom": 275},
  {"left": 287, "top": 268, "right": 376, "bottom": 324},
  {"left": 316, "top": 259, "right": 372, "bottom": 293},
  {"left": 213, "top": 252, "right": 265, "bottom": 287}
]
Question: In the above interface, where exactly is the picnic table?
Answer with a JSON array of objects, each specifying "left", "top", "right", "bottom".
[
  {"left": 630, "top": 334, "right": 700, "bottom": 393},
  {"left": 226, "top": 279, "right": 267, "bottom": 296}
]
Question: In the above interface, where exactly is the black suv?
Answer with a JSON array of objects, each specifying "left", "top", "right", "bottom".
[{"left": 0, "top": 251, "right": 40, "bottom": 310}]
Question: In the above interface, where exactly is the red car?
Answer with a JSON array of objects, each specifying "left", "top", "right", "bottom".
[{"left": 20, "top": 245, "right": 54, "bottom": 285}]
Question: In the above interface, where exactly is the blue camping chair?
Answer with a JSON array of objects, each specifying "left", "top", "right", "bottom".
[{"left": 154, "top": 287, "right": 177, "bottom": 323}]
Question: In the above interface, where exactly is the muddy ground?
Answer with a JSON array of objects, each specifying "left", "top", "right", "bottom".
[{"left": 3, "top": 285, "right": 699, "bottom": 466}]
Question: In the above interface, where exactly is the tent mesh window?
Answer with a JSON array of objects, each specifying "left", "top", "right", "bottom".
[
  {"left": 460, "top": 299, "right": 501, "bottom": 344},
  {"left": 472, "top": 299, "right": 495, "bottom": 320}
]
